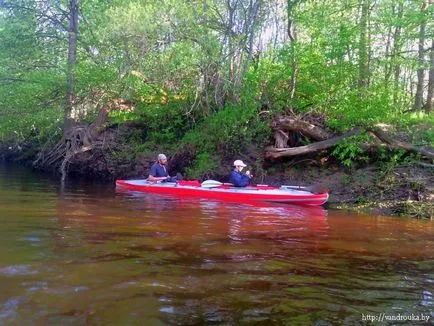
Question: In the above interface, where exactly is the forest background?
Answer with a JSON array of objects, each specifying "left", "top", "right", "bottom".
[{"left": 0, "top": 0, "right": 433, "bottom": 217}]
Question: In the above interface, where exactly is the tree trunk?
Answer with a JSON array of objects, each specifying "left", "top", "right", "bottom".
[
  {"left": 236, "top": 0, "right": 261, "bottom": 94},
  {"left": 287, "top": 0, "right": 299, "bottom": 100},
  {"left": 384, "top": 8, "right": 393, "bottom": 89},
  {"left": 226, "top": 0, "right": 235, "bottom": 84},
  {"left": 245, "top": 0, "right": 261, "bottom": 66},
  {"left": 64, "top": 0, "right": 78, "bottom": 133},
  {"left": 426, "top": 38, "right": 434, "bottom": 113},
  {"left": 392, "top": 2, "right": 403, "bottom": 107},
  {"left": 358, "top": 0, "right": 370, "bottom": 95},
  {"left": 413, "top": 0, "right": 427, "bottom": 111},
  {"left": 384, "top": 33, "right": 392, "bottom": 84}
]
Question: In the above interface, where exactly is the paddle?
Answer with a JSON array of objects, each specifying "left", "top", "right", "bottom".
[
  {"left": 201, "top": 180, "right": 234, "bottom": 188},
  {"left": 281, "top": 184, "right": 329, "bottom": 194}
]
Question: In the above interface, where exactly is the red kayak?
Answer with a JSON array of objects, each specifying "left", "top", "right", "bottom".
[{"left": 115, "top": 179, "right": 328, "bottom": 206}]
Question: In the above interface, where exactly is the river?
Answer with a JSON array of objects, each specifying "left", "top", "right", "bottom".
[{"left": 0, "top": 164, "right": 433, "bottom": 325}]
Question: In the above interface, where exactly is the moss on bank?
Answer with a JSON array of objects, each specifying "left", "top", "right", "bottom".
[
  {"left": 333, "top": 201, "right": 433, "bottom": 219},
  {"left": 324, "top": 165, "right": 433, "bottom": 219}
]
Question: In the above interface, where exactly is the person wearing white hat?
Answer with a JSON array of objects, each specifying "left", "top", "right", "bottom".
[
  {"left": 148, "top": 153, "right": 171, "bottom": 182},
  {"left": 229, "top": 159, "right": 253, "bottom": 187}
]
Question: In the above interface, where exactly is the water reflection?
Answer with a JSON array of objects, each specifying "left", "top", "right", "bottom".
[{"left": 0, "top": 165, "right": 434, "bottom": 325}]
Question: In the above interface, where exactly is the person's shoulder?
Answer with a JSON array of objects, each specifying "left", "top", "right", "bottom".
[{"left": 150, "top": 162, "right": 159, "bottom": 172}]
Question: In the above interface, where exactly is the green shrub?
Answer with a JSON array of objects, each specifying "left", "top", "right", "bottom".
[
  {"left": 184, "top": 152, "right": 221, "bottom": 179},
  {"left": 331, "top": 135, "right": 370, "bottom": 168}
]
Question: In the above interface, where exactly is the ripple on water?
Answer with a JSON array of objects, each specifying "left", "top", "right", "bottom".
[
  {"left": 22, "top": 281, "right": 49, "bottom": 293},
  {"left": 19, "top": 236, "right": 41, "bottom": 242},
  {"left": 44, "top": 286, "right": 89, "bottom": 295},
  {"left": 19, "top": 236, "right": 45, "bottom": 247},
  {"left": 421, "top": 290, "right": 433, "bottom": 307},
  {"left": 160, "top": 306, "right": 175, "bottom": 314},
  {"left": 158, "top": 296, "right": 171, "bottom": 303},
  {"left": 0, "top": 297, "right": 20, "bottom": 320},
  {"left": 0, "top": 265, "right": 38, "bottom": 276}
]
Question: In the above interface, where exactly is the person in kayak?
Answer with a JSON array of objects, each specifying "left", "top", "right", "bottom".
[
  {"left": 229, "top": 160, "right": 253, "bottom": 187},
  {"left": 148, "top": 153, "right": 177, "bottom": 182}
]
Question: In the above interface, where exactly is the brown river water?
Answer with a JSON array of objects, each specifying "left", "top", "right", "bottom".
[{"left": 0, "top": 164, "right": 433, "bottom": 325}]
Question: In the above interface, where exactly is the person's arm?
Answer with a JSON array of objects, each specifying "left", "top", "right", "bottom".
[
  {"left": 148, "top": 175, "right": 169, "bottom": 182},
  {"left": 239, "top": 173, "right": 251, "bottom": 187},
  {"left": 230, "top": 171, "right": 250, "bottom": 187}
]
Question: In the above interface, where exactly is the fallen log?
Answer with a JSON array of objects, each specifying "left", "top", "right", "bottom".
[
  {"left": 265, "top": 129, "right": 362, "bottom": 159},
  {"left": 370, "top": 126, "right": 434, "bottom": 159},
  {"left": 272, "top": 117, "right": 330, "bottom": 141},
  {"left": 267, "top": 115, "right": 434, "bottom": 161}
]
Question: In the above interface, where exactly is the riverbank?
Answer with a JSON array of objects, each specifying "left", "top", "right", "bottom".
[
  {"left": 241, "top": 162, "right": 433, "bottom": 219},
  {"left": 1, "top": 141, "right": 432, "bottom": 219}
]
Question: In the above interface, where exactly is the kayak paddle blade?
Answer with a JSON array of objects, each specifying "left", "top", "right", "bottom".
[
  {"left": 281, "top": 184, "right": 329, "bottom": 194},
  {"left": 201, "top": 180, "right": 223, "bottom": 188}
]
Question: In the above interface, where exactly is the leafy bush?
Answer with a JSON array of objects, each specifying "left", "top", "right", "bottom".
[
  {"left": 184, "top": 152, "right": 221, "bottom": 179},
  {"left": 182, "top": 101, "right": 269, "bottom": 157},
  {"left": 331, "top": 135, "right": 370, "bottom": 168}
]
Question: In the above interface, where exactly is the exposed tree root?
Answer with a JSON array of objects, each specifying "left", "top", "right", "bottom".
[{"left": 33, "top": 106, "right": 111, "bottom": 179}]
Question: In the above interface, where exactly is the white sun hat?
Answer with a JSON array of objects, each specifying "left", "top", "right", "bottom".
[{"left": 233, "top": 159, "right": 247, "bottom": 167}]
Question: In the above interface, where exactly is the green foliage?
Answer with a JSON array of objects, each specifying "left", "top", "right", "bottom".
[
  {"left": 0, "top": 109, "right": 63, "bottom": 155},
  {"left": 342, "top": 175, "right": 353, "bottom": 186},
  {"left": 390, "top": 112, "right": 434, "bottom": 147},
  {"left": 377, "top": 148, "right": 416, "bottom": 178},
  {"left": 184, "top": 152, "right": 220, "bottom": 179},
  {"left": 182, "top": 101, "right": 269, "bottom": 157},
  {"left": 138, "top": 101, "right": 192, "bottom": 144},
  {"left": 331, "top": 135, "right": 370, "bottom": 168},
  {"left": 109, "top": 145, "right": 137, "bottom": 164},
  {"left": 244, "top": 54, "right": 292, "bottom": 110},
  {"left": 109, "top": 127, "right": 153, "bottom": 165}
]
